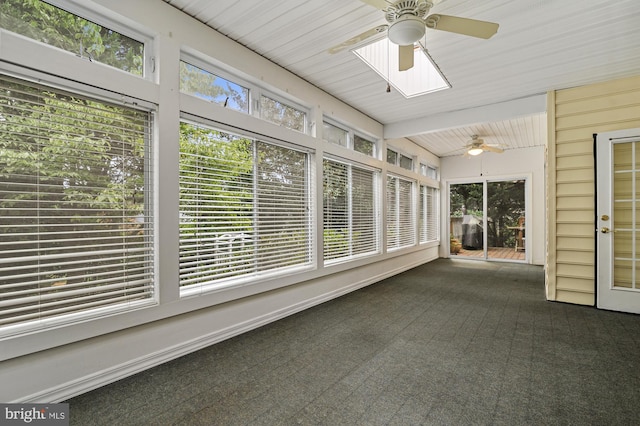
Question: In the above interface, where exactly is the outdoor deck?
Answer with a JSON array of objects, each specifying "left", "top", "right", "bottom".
[{"left": 452, "top": 247, "right": 526, "bottom": 261}]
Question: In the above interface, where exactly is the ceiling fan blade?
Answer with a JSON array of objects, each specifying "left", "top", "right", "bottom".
[
  {"left": 398, "top": 44, "right": 414, "bottom": 71},
  {"left": 327, "top": 25, "right": 388, "bottom": 54},
  {"left": 425, "top": 14, "right": 499, "bottom": 39},
  {"left": 358, "top": 0, "right": 392, "bottom": 10},
  {"left": 483, "top": 145, "right": 504, "bottom": 153}
]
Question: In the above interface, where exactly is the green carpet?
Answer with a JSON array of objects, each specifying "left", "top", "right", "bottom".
[{"left": 66, "top": 259, "right": 640, "bottom": 425}]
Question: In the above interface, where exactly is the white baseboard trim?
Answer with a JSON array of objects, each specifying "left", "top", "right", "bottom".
[{"left": 21, "top": 256, "right": 435, "bottom": 403}]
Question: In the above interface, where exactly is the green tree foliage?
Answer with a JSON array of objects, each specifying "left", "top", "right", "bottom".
[
  {"left": 178, "top": 122, "right": 253, "bottom": 235},
  {"left": 255, "top": 142, "right": 308, "bottom": 266},
  {"left": 449, "top": 181, "right": 525, "bottom": 248},
  {"left": 0, "top": 0, "right": 143, "bottom": 75},
  {"left": 323, "top": 160, "right": 348, "bottom": 258},
  {"left": 487, "top": 180, "right": 525, "bottom": 247},
  {"left": 178, "top": 123, "right": 310, "bottom": 282},
  {"left": 0, "top": 75, "right": 149, "bottom": 298},
  {"left": 260, "top": 96, "right": 305, "bottom": 132},
  {"left": 450, "top": 183, "right": 483, "bottom": 217}
]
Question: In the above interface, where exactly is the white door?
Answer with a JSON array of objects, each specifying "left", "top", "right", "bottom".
[{"left": 596, "top": 128, "right": 640, "bottom": 313}]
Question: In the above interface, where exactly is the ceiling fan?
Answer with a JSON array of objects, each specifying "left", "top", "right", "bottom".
[
  {"left": 328, "top": 0, "right": 499, "bottom": 71},
  {"left": 465, "top": 135, "right": 503, "bottom": 156}
]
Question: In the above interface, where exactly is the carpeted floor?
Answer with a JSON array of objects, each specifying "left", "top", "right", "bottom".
[{"left": 65, "top": 259, "right": 640, "bottom": 425}]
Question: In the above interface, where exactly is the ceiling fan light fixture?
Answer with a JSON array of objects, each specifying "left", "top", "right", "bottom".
[
  {"left": 467, "top": 147, "right": 483, "bottom": 156},
  {"left": 388, "top": 15, "right": 425, "bottom": 45}
]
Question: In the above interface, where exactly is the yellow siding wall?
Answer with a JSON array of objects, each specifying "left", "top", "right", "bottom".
[{"left": 548, "top": 75, "right": 640, "bottom": 305}]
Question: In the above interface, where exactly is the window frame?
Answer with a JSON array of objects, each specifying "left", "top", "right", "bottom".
[
  {"left": 258, "top": 92, "right": 308, "bottom": 133},
  {"left": 2, "top": 0, "right": 154, "bottom": 79},
  {"left": 0, "top": 69, "right": 158, "bottom": 338},
  {"left": 322, "top": 156, "right": 381, "bottom": 264},
  {"left": 322, "top": 117, "right": 378, "bottom": 158},
  {"left": 420, "top": 162, "right": 439, "bottom": 180},
  {"left": 386, "top": 174, "right": 417, "bottom": 251},
  {"left": 387, "top": 147, "right": 414, "bottom": 171},
  {"left": 179, "top": 56, "right": 251, "bottom": 114},
  {"left": 178, "top": 115, "right": 315, "bottom": 297},
  {"left": 419, "top": 184, "right": 440, "bottom": 244},
  {"left": 322, "top": 119, "right": 350, "bottom": 147},
  {"left": 180, "top": 51, "right": 310, "bottom": 134}
]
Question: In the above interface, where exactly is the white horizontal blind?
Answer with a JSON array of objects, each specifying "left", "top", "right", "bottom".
[
  {"left": 420, "top": 185, "right": 428, "bottom": 243},
  {"left": 426, "top": 185, "right": 439, "bottom": 241},
  {"left": 323, "top": 159, "right": 378, "bottom": 262},
  {"left": 255, "top": 142, "right": 310, "bottom": 270},
  {"left": 387, "top": 174, "right": 415, "bottom": 250},
  {"left": 179, "top": 121, "right": 311, "bottom": 291},
  {"left": 351, "top": 165, "right": 378, "bottom": 256},
  {"left": 0, "top": 74, "right": 154, "bottom": 329},
  {"left": 420, "top": 185, "right": 439, "bottom": 243},
  {"left": 323, "top": 160, "right": 348, "bottom": 260}
]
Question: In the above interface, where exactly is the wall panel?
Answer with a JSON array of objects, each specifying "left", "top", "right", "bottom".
[{"left": 548, "top": 74, "right": 640, "bottom": 305}]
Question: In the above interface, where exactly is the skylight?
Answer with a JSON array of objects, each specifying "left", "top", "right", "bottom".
[{"left": 353, "top": 38, "right": 451, "bottom": 98}]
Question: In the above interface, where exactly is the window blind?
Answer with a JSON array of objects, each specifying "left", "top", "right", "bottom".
[
  {"left": 179, "top": 122, "right": 311, "bottom": 291},
  {"left": 0, "top": 74, "right": 154, "bottom": 330},
  {"left": 426, "top": 185, "right": 439, "bottom": 241},
  {"left": 387, "top": 174, "right": 415, "bottom": 250},
  {"left": 420, "top": 184, "right": 439, "bottom": 243},
  {"left": 420, "top": 185, "right": 427, "bottom": 243},
  {"left": 323, "top": 158, "right": 378, "bottom": 262}
]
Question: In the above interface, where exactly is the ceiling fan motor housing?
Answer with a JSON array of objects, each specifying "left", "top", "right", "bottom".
[
  {"left": 386, "top": 0, "right": 433, "bottom": 45},
  {"left": 388, "top": 15, "right": 425, "bottom": 45}
]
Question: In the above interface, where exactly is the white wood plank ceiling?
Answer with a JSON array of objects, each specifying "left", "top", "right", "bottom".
[{"left": 163, "top": 0, "right": 640, "bottom": 156}]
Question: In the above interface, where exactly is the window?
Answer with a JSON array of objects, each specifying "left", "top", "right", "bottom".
[
  {"left": 178, "top": 121, "right": 311, "bottom": 292},
  {"left": 180, "top": 61, "right": 249, "bottom": 113},
  {"left": 420, "top": 163, "right": 438, "bottom": 179},
  {"left": 323, "top": 158, "right": 379, "bottom": 262},
  {"left": 260, "top": 95, "right": 306, "bottom": 133},
  {"left": 420, "top": 185, "right": 439, "bottom": 243},
  {"left": 0, "top": 0, "right": 146, "bottom": 76},
  {"left": 387, "top": 148, "right": 413, "bottom": 170},
  {"left": 387, "top": 175, "right": 415, "bottom": 250},
  {"left": 387, "top": 149, "right": 398, "bottom": 165},
  {"left": 323, "top": 118, "right": 377, "bottom": 157},
  {"left": 0, "top": 74, "right": 154, "bottom": 331},
  {"left": 353, "top": 38, "right": 451, "bottom": 98},
  {"left": 323, "top": 121, "right": 349, "bottom": 147},
  {"left": 399, "top": 154, "right": 413, "bottom": 171},
  {"left": 354, "top": 134, "right": 376, "bottom": 157}
]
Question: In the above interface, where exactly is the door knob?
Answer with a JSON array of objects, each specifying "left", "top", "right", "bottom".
[{"left": 601, "top": 227, "right": 612, "bottom": 233}]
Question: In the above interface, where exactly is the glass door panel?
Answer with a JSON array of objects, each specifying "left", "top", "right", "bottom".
[
  {"left": 449, "top": 183, "right": 484, "bottom": 257},
  {"left": 487, "top": 180, "right": 526, "bottom": 260}
]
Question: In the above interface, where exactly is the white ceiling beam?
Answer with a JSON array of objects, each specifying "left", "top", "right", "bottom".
[{"left": 383, "top": 93, "right": 547, "bottom": 139}]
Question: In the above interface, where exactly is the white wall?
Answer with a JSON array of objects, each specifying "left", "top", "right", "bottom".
[
  {"left": 0, "top": 0, "right": 441, "bottom": 402},
  {"left": 440, "top": 146, "right": 546, "bottom": 265}
]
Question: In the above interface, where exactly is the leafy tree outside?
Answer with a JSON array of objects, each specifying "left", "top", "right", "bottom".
[{"left": 0, "top": 0, "right": 144, "bottom": 75}]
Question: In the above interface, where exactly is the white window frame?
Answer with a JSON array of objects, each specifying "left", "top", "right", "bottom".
[
  {"left": 178, "top": 115, "right": 315, "bottom": 297},
  {"left": 0, "top": 68, "right": 158, "bottom": 338},
  {"left": 353, "top": 132, "right": 378, "bottom": 158},
  {"left": 419, "top": 184, "right": 440, "bottom": 244},
  {"left": 321, "top": 117, "right": 378, "bottom": 158},
  {"left": 322, "top": 155, "right": 381, "bottom": 264},
  {"left": 322, "top": 118, "right": 350, "bottom": 147},
  {"left": 180, "top": 51, "right": 309, "bottom": 134},
  {"left": 7, "top": 0, "right": 155, "bottom": 80},
  {"left": 257, "top": 91, "right": 309, "bottom": 134},
  {"left": 386, "top": 174, "right": 417, "bottom": 251},
  {"left": 180, "top": 53, "right": 252, "bottom": 114}
]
